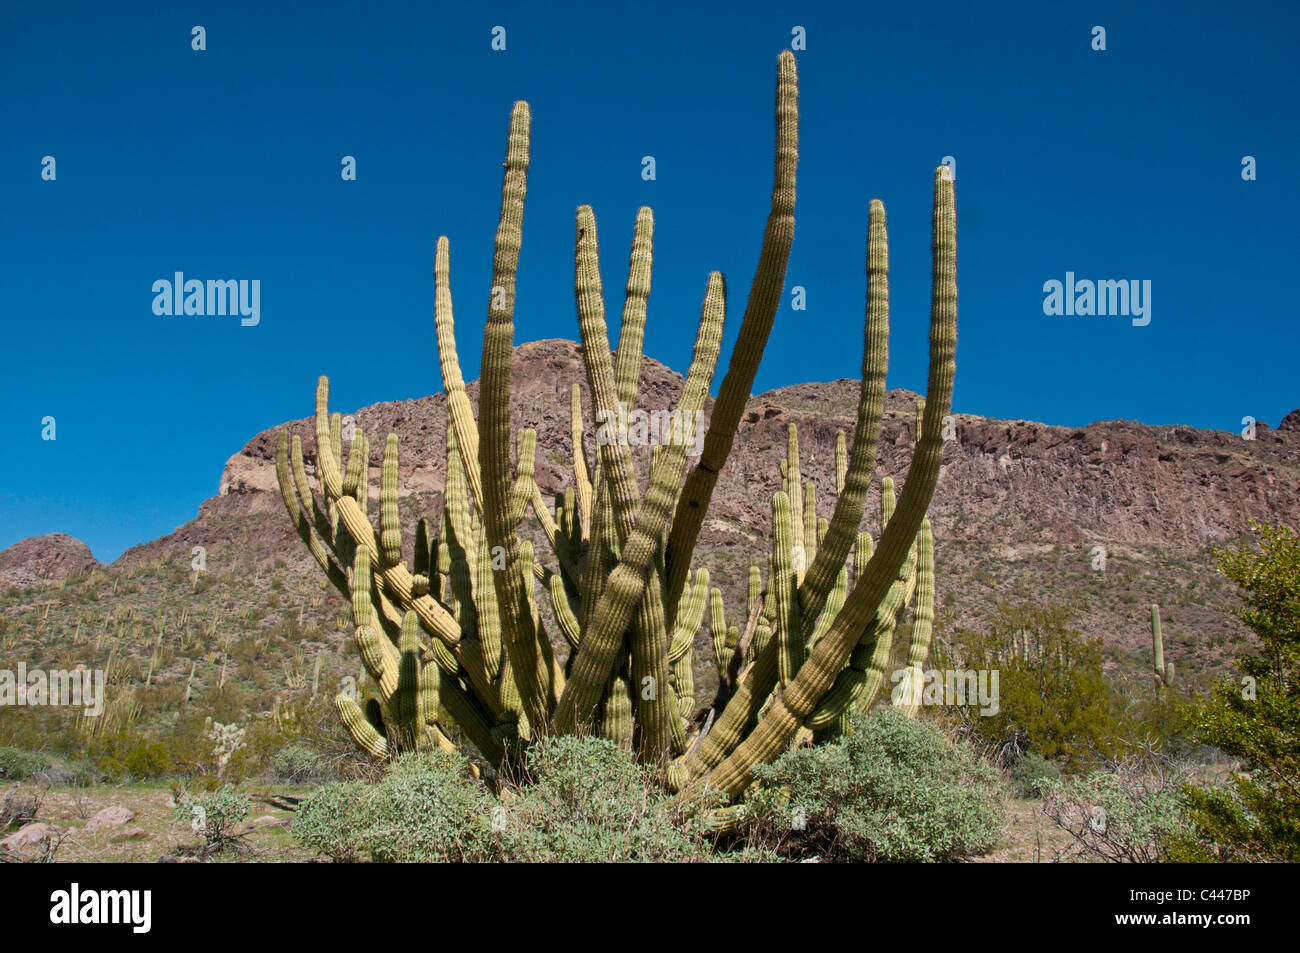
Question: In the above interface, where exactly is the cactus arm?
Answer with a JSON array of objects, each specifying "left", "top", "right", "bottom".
[
  {"left": 797, "top": 199, "right": 891, "bottom": 638},
  {"left": 615, "top": 207, "right": 654, "bottom": 408},
  {"left": 574, "top": 204, "right": 644, "bottom": 542},
  {"left": 570, "top": 384, "right": 593, "bottom": 542},
  {"left": 379, "top": 434, "right": 404, "bottom": 570},
  {"left": 894, "top": 520, "right": 935, "bottom": 717},
  {"left": 477, "top": 101, "right": 555, "bottom": 731},
  {"left": 697, "top": 165, "right": 955, "bottom": 799},
  {"left": 336, "top": 694, "right": 389, "bottom": 759},
  {"left": 663, "top": 50, "right": 799, "bottom": 626},
  {"left": 771, "top": 492, "right": 805, "bottom": 686},
  {"left": 275, "top": 431, "right": 348, "bottom": 594},
  {"left": 554, "top": 271, "right": 726, "bottom": 732},
  {"left": 433, "top": 236, "right": 485, "bottom": 512}
]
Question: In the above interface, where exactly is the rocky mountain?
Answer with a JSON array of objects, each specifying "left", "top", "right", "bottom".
[
  {"left": 0, "top": 534, "right": 98, "bottom": 589},
  {"left": 22, "top": 338, "right": 1300, "bottom": 683}
]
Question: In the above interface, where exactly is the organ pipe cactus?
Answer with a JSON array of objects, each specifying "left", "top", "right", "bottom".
[{"left": 275, "top": 50, "right": 956, "bottom": 801}]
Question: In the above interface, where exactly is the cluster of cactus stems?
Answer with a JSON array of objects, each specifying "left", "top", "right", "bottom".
[
  {"left": 275, "top": 51, "right": 956, "bottom": 801},
  {"left": 1151, "top": 603, "right": 1175, "bottom": 688}
]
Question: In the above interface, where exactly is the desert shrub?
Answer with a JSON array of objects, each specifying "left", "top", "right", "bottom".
[
  {"left": 365, "top": 751, "right": 500, "bottom": 862},
  {"left": 499, "top": 736, "right": 720, "bottom": 863},
  {"left": 936, "top": 602, "right": 1119, "bottom": 767},
  {"left": 272, "top": 744, "right": 324, "bottom": 783},
  {"left": 291, "top": 781, "right": 372, "bottom": 862},
  {"left": 744, "top": 708, "right": 1004, "bottom": 862},
  {"left": 173, "top": 785, "right": 250, "bottom": 856},
  {"left": 1010, "top": 751, "right": 1061, "bottom": 798},
  {"left": 1041, "top": 756, "right": 1197, "bottom": 863},
  {"left": 0, "top": 746, "right": 50, "bottom": 780}
]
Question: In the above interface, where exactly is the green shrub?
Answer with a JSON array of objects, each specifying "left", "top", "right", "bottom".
[
  {"left": 1010, "top": 752, "right": 1061, "bottom": 798},
  {"left": 173, "top": 785, "right": 251, "bottom": 856},
  {"left": 272, "top": 744, "right": 324, "bottom": 783},
  {"left": 499, "top": 736, "right": 721, "bottom": 863},
  {"left": 365, "top": 751, "right": 500, "bottom": 862},
  {"left": 745, "top": 708, "right": 1005, "bottom": 862},
  {"left": 0, "top": 747, "right": 50, "bottom": 781},
  {"left": 292, "top": 782, "right": 372, "bottom": 862},
  {"left": 1041, "top": 758, "right": 1197, "bottom": 863}
]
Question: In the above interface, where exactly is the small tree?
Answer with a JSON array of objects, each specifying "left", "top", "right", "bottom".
[
  {"left": 937, "top": 603, "right": 1117, "bottom": 769},
  {"left": 1179, "top": 523, "right": 1300, "bottom": 862}
]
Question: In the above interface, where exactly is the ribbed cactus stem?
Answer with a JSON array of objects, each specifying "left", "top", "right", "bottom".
[{"left": 1151, "top": 603, "right": 1174, "bottom": 688}]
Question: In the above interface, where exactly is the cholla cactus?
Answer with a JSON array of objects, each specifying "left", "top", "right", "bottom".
[
  {"left": 275, "top": 51, "right": 956, "bottom": 800},
  {"left": 205, "top": 719, "right": 246, "bottom": 779}
]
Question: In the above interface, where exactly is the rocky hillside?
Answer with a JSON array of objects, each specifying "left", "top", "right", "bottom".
[
  {"left": 0, "top": 534, "right": 98, "bottom": 589},
  {"left": 16, "top": 338, "right": 1300, "bottom": 686}
]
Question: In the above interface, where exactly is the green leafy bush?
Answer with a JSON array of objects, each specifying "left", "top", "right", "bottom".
[
  {"left": 0, "top": 747, "right": 50, "bottom": 781},
  {"left": 744, "top": 708, "right": 1005, "bottom": 862},
  {"left": 292, "top": 741, "right": 740, "bottom": 863},
  {"left": 1010, "top": 752, "right": 1061, "bottom": 798},
  {"left": 1041, "top": 758, "right": 1197, "bottom": 863},
  {"left": 292, "top": 782, "right": 372, "bottom": 862},
  {"left": 173, "top": 785, "right": 251, "bottom": 856},
  {"left": 499, "top": 736, "right": 721, "bottom": 863}
]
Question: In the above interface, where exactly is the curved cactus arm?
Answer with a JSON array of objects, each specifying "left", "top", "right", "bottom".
[
  {"left": 798, "top": 199, "right": 891, "bottom": 639},
  {"left": 313, "top": 377, "right": 467, "bottom": 650},
  {"left": 554, "top": 271, "right": 726, "bottom": 733},
  {"left": 696, "top": 165, "right": 955, "bottom": 799},
  {"left": 336, "top": 694, "right": 389, "bottom": 759},
  {"left": 663, "top": 51, "right": 799, "bottom": 626},
  {"left": 548, "top": 571, "right": 583, "bottom": 650},
  {"left": 615, "top": 207, "right": 654, "bottom": 408},
  {"left": 804, "top": 530, "right": 918, "bottom": 731},
  {"left": 433, "top": 236, "right": 485, "bottom": 512}
]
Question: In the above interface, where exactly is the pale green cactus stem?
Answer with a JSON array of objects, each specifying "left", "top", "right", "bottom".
[
  {"left": 893, "top": 519, "right": 935, "bottom": 718},
  {"left": 569, "top": 385, "right": 593, "bottom": 541},
  {"left": 693, "top": 164, "right": 956, "bottom": 799},
  {"left": 772, "top": 492, "right": 805, "bottom": 686},
  {"left": 663, "top": 49, "right": 799, "bottom": 627},
  {"left": 380, "top": 434, "right": 403, "bottom": 570},
  {"left": 554, "top": 267, "right": 725, "bottom": 734},
  {"left": 786, "top": 425, "right": 806, "bottom": 580},
  {"left": 1151, "top": 603, "right": 1175, "bottom": 688}
]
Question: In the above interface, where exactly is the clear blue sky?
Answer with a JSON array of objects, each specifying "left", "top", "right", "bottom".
[{"left": 2, "top": 1, "right": 1297, "bottom": 562}]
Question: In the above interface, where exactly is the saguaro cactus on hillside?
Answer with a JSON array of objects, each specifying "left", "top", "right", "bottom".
[{"left": 275, "top": 50, "right": 957, "bottom": 800}]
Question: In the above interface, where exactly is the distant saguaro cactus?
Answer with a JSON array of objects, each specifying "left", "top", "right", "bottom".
[
  {"left": 275, "top": 50, "right": 957, "bottom": 801},
  {"left": 1151, "top": 603, "right": 1175, "bottom": 688}
]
